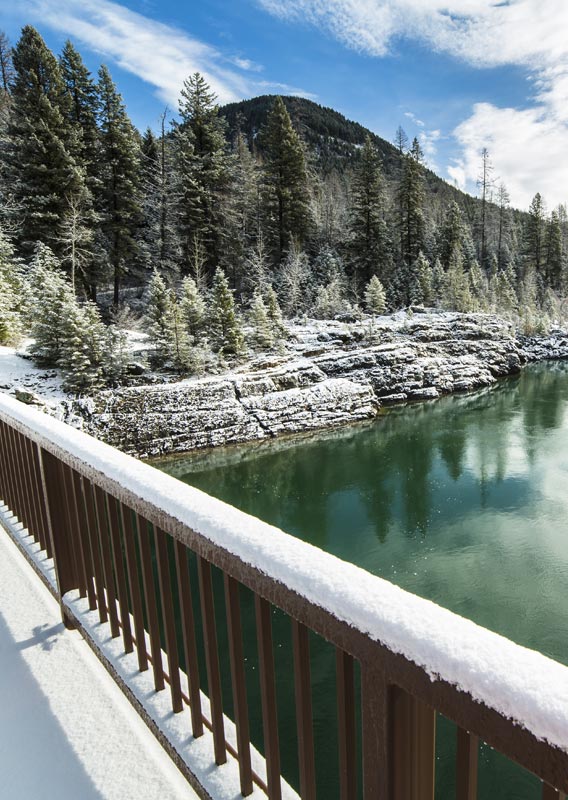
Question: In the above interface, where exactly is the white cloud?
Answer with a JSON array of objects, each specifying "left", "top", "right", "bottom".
[
  {"left": 23, "top": 0, "right": 314, "bottom": 109},
  {"left": 404, "top": 110, "right": 424, "bottom": 127},
  {"left": 257, "top": 0, "right": 568, "bottom": 208}
]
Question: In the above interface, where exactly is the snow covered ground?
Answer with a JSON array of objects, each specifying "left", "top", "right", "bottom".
[
  {"left": 0, "top": 524, "right": 196, "bottom": 800},
  {"left": 0, "top": 343, "right": 65, "bottom": 403}
]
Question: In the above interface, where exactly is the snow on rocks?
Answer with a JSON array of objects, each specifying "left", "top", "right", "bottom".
[{"left": 4, "top": 312, "right": 568, "bottom": 458}]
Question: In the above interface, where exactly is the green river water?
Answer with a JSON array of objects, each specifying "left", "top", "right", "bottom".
[{"left": 156, "top": 361, "right": 568, "bottom": 799}]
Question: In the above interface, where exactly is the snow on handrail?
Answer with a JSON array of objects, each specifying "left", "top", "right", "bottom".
[{"left": 1, "top": 391, "right": 568, "bottom": 754}]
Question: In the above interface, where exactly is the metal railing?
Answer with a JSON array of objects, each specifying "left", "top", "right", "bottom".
[{"left": 0, "top": 392, "right": 566, "bottom": 800}]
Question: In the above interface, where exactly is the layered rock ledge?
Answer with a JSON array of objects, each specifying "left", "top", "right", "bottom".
[{"left": 73, "top": 311, "right": 568, "bottom": 458}]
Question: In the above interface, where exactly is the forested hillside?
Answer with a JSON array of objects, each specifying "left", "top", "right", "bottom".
[{"left": 0, "top": 26, "right": 566, "bottom": 395}]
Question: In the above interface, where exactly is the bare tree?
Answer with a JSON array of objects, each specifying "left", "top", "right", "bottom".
[{"left": 477, "top": 148, "right": 496, "bottom": 268}]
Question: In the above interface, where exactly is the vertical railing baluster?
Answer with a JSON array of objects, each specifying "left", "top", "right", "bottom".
[
  {"left": 106, "top": 495, "right": 133, "bottom": 653},
  {"left": 174, "top": 540, "right": 203, "bottom": 738},
  {"left": 197, "top": 555, "right": 226, "bottom": 765},
  {"left": 19, "top": 433, "right": 39, "bottom": 541},
  {"left": 337, "top": 649, "right": 357, "bottom": 800},
  {"left": 82, "top": 478, "right": 108, "bottom": 623},
  {"left": 60, "top": 463, "right": 86, "bottom": 599},
  {"left": 361, "top": 666, "right": 390, "bottom": 800},
  {"left": 137, "top": 514, "right": 165, "bottom": 691},
  {"left": 93, "top": 484, "right": 120, "bottom": 638},
  {"left": 23, "top": 437, "right": 44, "bottom": 549},
  {"left": 154, "top": 526, "right": 182, "bottom": 712},
  {"left": 120, "top": 503, "right": 148, "bottom": 672},
  {"left": 456, "top": 727, "right": 478, "bottom": 800},
  {"left": 7, "top": 426, "right": 24, "bottom": 523},
  {"left": 292, "top": 619, "right": 316, "bottom": 800},
  {"left": 31, "top": 441, "right": 51, "bottom": 558},
  {"left": 391, "top": 686, "right": 436, "bottom": 800},
  {"left": 71, "top": 470, "right": 96, "bottom": 610},
  {"left": 255, "top": 594, "right": 282, "bottom": 800},
  {"left": 224, "top": 574, "right": 253, "bottom": 796}
]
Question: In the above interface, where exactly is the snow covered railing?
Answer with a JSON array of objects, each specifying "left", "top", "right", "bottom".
[{"left": 0, "top": 392, "right": 567, "bottom": 800}]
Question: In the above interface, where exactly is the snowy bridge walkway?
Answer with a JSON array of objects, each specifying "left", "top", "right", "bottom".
[{"left": 0, "top": 526, "right": 196, "bottom": 800}]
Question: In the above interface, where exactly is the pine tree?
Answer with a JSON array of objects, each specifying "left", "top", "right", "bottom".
[
  {"left": 175, "top": 73, "right": 232, "bottom": 275},
  {"left": 493, "top": 264, "right": 518, "bottom": 316},
  {"left": 58, "top": 296, "right": 105, "bottom": 393},
  {"left": 59, "top": 40, "right": 100, "bottom": 293},
  {"left": 439, "top": 201, "right": 466, "bottom": 270},
  {"left": 180, "top": 276, "right": 206, "bottom": 341},
  {"left": 0, "top": 231, "right": 22, "bottom": 344},
  {"left": 145, "top": 269, "right": 174, "bottom": 366},
  {"left": 265, "top": 285, "right": 286, "bottom": 338},
  {"left": 398, "top": 137, "right": 425, "bottom": 266},
  {"left": 210, "top": 267, "right": 245, "bottom": 355},
  {"left": 249, "top": 289, "right": 274, "bottom": 348},
  {"left": 525, "top": 192, "right": 546, "bottom": 280},
  {"left": 314, "top": 279, "right": 349, "bottom": 319},
  {"left": 6, "top": 27, "right": 83, "bottom": 257},
  {"left": 261, "top": 96, "right": 312, "bottom": 263},
  {"left": 97, "top": 64, "right": 141, "bottom": 305},
  {"left": 348, "top": 135, "right": 392, "bottom": 286},
  {"left": 443, "top": 245, "right": 473, "bottom": 312},
  {"left": 364, "top": 275, "right": 387, "bottom": 314},
  {"left": 409, "top": 251, "right": 433, "bottom": 305},
  {"left": 545, "top": 209, "right": 563, "bottom": 291},
  {"left": 431, "top": 257, "right": 445, "bottom": 305},
  {"left": 28, "top": 245, "right": 76, "bottom": 365},
  {"left": 139, "top": 112, "right": 181, "bottom": 280}
]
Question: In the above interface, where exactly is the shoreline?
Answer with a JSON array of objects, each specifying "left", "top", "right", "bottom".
[{"left": 69, "top": 311, "right": 568, "bottom": 459}]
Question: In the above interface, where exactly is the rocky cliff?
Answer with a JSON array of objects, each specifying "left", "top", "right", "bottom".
[{"left": 73, "top": 311, "right": 568, "bottom": 458}]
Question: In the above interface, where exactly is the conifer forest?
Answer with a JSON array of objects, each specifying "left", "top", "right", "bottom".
[{"left": 1, "top": 26, "right": 566, "bottom": 394}]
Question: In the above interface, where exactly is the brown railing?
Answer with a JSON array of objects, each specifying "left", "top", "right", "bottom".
[{"left": 0, "top": 392, "right": 567, "bottom": 800}]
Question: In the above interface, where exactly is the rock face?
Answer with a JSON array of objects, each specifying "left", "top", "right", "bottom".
[{"left": 73, "top": 312, "right": 568, "bottom": 458}]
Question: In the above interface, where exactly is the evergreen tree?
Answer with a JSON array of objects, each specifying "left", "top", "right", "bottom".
[
  {"left": 525, "top": 192, "right": 546, "bottom": 280},
  {"left": 97, "top": 64, "right": 141, "bottom": 304},
  {"left": 439, "top": 201, "right": 465, "bottom": 270},
  {"left": 139, "top": 112, "right": 181, "bottom": 280},
  {"left": 261, "top": 96, "right": 312, "bottom": 262},
  {"left": 0, "top": 231, "right": 22, "bottom": 344},
  {"left": 398, "top": 137, "right": 425, "bottom": 265},
  {"left": 265, "top": 285, "right": 286, "bottom": 338},
  {"left": 431, "top": 257, "right": 445, "bottom": 305},
  {"left": 145, "top": 269, "right": 174, "bottom": 366},
  {"left": 58, "top": 296, "right": 105, "bottom": 393},
  {"left": 493, "top": 264, "right": 518, "bottom": 316},
  {"left": 364, "top": 275, "right": 387, "bottom": 314},
  {"left": 314, "top": 278, "right": 349, "bottom": 319},
  {"left": 348, "top": 135, "right": 392, "bottom": 286},
  {"left": 409, "top": 251, "right": 433, "bottom": 305},
  {"left": 210, "top": 267, "right": 244, "bottom": 355},
  {"left": 180, "top": 276, "right": 206, "bottom": 341},
  {"left": 6, "top": 26, "right": 83, "bottom": 257},
  {"left": 545, "top": 209, "right": 563, "bottom": 291},
  {"left": 175, "top": 73, "right": 232, "bottom": 275},
  {"left": 28, "top": 245, "right": 76, "bottom": 365},
  {"left": 0, "top": 31, "right": 14, "bottom": 127},
  {"left": 249, "top": 289, "right": 274, "bottom": 348},
  {"left": 443, "top": 245, "right": 473, "bottom": 312}
]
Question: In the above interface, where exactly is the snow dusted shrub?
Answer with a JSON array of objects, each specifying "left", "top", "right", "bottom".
[
  {"left": 314, "top": 278, "right": 351, "bottom": 319},
  {"left": 210, "top": 268, "right": 245, "bottom": 357},
  {"left": 249, "top": 289, "right": 274, "bottom": 349}
]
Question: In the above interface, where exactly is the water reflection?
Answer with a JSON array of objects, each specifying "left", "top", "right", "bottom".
[{"left": 156, "top": 361, "right": 568, "bottom": 800}]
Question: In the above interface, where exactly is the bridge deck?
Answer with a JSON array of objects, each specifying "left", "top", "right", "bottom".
[{"left": 0, "top": 526, "right": 198, "bottom": 800}]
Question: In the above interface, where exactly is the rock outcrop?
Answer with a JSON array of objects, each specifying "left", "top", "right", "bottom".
[{"left": 72, "top": 312, "right": 568, "bottom": 458}]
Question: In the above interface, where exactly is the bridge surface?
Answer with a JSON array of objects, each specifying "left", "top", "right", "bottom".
[{"left": 0, "top": 526, "right": 198, "bottom": 800}]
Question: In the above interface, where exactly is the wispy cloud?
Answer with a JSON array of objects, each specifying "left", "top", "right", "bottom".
[
  {"left": 22, "top": 0, "right": 314, "bottom": 108},
  {"left": 258, "top": 0, "right": 568, "bottom": 208},
  {"left": 404, "top": 110, "right": 424, "bottom": 127}
]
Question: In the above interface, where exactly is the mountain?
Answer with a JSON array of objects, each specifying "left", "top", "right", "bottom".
[{"left": 219, "top": 94, "right": 485, "bottom": 227}]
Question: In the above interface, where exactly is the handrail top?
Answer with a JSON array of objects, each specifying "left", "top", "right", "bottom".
[{"left": 1, "top": 391, "right": 567, "bottom": 754}]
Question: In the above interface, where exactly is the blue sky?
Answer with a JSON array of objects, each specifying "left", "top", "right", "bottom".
[{"left": 1, "top": 0, "right": 567, "bottom": 211}]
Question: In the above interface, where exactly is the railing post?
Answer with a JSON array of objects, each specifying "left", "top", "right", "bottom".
[{"left": 37, "top": 448, "right": 79, "bottom": 627}]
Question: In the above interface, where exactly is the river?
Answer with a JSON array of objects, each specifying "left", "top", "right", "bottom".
[{"left": 156, "top": 361, "right": 568, "bottom": 798}]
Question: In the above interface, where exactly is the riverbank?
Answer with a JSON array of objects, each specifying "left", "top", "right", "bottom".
[{"left": 68, "top": 311, "right": 568, "bottom": 458}]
